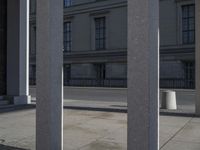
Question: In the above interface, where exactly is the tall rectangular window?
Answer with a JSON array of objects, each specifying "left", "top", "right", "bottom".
[
  {"left": 95, "top": 63, "right": 106, "bottom": 79},
  {"left": 182, "top": 4, "right": 195, "bottom": 44},
  {"left": 64, "top": 64, "right": 71, "bottom": 86},
  {"left": 64, "top": 0, "right": 72, "bottom": 7},
  {"left": 184, "top": 61, "right": 195, "bottom": 88},
  {"left": 64, "top": 22, "right": 72, "bottom": 52},
  {"left": 30, "top": 26, "right": 36, "bottom": 54},
  {"left": 95, "top": 17, "right": 106, "bottom": 50},
  {"left": 29, "top": 65, "right": 36, "bottom": 85}
]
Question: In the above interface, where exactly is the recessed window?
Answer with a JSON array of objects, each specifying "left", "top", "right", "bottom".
[
  {"left": 184, "top": 61, "right": 195, "bottom": 88},
  {"left": 95, "top": 17, "right": 106, "bottom": 50},
  {"left": 29, "top": 65, "right": 36, "bottom": 85},
  {"left": 95, "top": 63, "right": 106, "bottom": 79},
  {"left": 64, "top": 22, "right": 72, "bottom": 52},
  {"left": 64, "top": 64, "right": 71, "bottom": 86},
  {"left": 30, "top": 26, "right": 36, "bottom": 54},
  {"left": 64, "top": 0, "right": 72, "bottom": 7},
  {"left": 182, "top": 4, "right": 195, "bottom": 44}
]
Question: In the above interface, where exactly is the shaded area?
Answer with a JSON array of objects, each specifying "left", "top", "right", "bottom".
[
  {"left": 0, "top": 104, "right": 35, "bottom": 114},
  {"left": 0, "top": 144, "right": 28, "bottom": 150}
]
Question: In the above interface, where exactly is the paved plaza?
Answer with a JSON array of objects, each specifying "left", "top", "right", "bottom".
[
  {"left": 0, "top": 108, "right": 199, "bottom": 150},
  {"left": 30, "top": 87, "right": 195, "bottom": 114}
]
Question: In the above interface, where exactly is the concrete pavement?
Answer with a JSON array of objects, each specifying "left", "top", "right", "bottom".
[
  {"left": 0, "top": 109, "right": 200, "bottom": 150},
  {"left": 0, "top": 87, "right": 196, "bottom": 150},
  {"left": 30, "top": 87, "right": 195, "bottom": 114}
]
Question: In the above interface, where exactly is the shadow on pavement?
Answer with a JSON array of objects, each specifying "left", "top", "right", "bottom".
[
  {"left": 0, "top": 144, "right": 28, "bottom": 150},
  {"left": 0, "top": 104, "right": 35, "bottom": 114}
]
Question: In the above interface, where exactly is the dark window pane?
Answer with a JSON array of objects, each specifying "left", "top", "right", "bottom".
[
  {"left": 64, "top": 0, "right": 72, "bottom": 7},
  {"left": 64, "top": 22, "right": 72, "bottom": 52},
  {"left": 189, "top": 5, "right": 195, "bottom": 17},
  {"left": 182, "top": 19, "right": 188, "bottom": 31},
  {"left": 95, "top": 17, "right": 106, "bottom": 50},
  {"left": 182, "top": 6, "right": 188, "bottom": 18},
  {"left": 182, "top": 4, "right": 195, "bottom": 44},
  {"left": 189, "top": 18, "right": 195, "bottom": 30},
  {"left": 189, "top": 31, "right": 195, "bottom": 43},
  {"left": 182, "top": 32, "right": 188, "bottom": 44}
]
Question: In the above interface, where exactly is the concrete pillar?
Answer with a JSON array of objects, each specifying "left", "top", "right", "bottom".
[
  {"left": 196, "top": 0, "right": 200, "bottom": 116},
  {"left": 127, "top": 0, "right": 159, "bottom": 149},
  {"left": 36, "top": 0, "right": 63, "bottom": 149},
  {"left": 7, "top": 0, "right": 30, "bottom": 105}
]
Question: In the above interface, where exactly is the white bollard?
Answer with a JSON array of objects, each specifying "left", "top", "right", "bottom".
[{"left": 161, "top": 90, "right": 177, "bottom": 110}]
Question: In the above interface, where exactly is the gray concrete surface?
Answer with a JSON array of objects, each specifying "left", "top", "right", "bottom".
[
  {"left": 7, "top": 0, "right": 30, "bottom": 105},
  {"left": 30, "top": 87, "right": 195, "bottom": 114},
  {"left": 127, "top": 0, "right": 159, "bottom": 148},
  {"left": 30, "top": 86, "right": 127, "bottom": 102},
  {"left": 0, "top": 109, "right": 200, "bottom": 150},
  {"left": 196, "top": 0, "right": 200, "bottom": 116},
  {"left": 36, "top": 0, "right": 63, "bottom": 148}
]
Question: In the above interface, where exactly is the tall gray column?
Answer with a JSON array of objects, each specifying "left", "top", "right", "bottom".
[
  {"left": 7, "top": 0, "right": 30, "bottom": 105},
  {"left": 36, "top": 0, "right": 63, "bottom": 149},
  {"left": 196, "top": 0, "right": 200, "bottom": 116},
  {"left": 127, "top": 0, "right": 159, "bottom": 149}
]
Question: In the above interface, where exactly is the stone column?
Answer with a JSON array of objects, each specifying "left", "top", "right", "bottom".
[
  {"left": 127, "top": 0, "right": 159, "bottom": 149},
  {"left": 196, "top": 0, "right": 200, "bottom": 116},
  {"left": 36, "top": 0, "right": 63, "bottom": 149},
  {"left": 7, "top": 0, "right": 30, "bottom": 105}
]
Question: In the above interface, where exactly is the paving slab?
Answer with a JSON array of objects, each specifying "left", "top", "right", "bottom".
[{"left": 0, "top": 108, "right": 199, "bottom": 150}]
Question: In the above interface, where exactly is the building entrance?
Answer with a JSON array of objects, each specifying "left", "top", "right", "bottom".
[{"left": 0, "top": 0, "right": 7, "bottom": 95}]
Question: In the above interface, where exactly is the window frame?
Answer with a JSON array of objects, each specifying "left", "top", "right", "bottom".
[
  {"left": 181, "top": 4, "right": 195, "bottom": 45},
  {"left": 95, "top": 17, "right": 106, "bottom": 50},
  {"left": 64, "top": 0, "right": 72, "bottom": 7},
  {"left": 64, "top": 21, "right": 72, "bottom": 52}
]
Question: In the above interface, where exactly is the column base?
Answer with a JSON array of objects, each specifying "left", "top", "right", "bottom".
[{"left": 12, "top": 95, "right": 31, "bottom": 105}]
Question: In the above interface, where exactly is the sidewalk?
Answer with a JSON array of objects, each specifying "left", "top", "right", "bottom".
[
  {"left": 0, "top": 109, "right": 200, "bottom": 150},
  {"left": 30, "top": 87, "right": 195, "bottom": 115}
]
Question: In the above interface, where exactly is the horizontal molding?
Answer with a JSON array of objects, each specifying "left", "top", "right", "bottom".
[{"left": 29, "top": 46, "right": 195, "bottom": 63}]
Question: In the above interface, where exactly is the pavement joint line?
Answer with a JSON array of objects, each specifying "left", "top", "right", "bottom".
[{"left": 159, "top": 117, "right": 193, "bottom": 150}]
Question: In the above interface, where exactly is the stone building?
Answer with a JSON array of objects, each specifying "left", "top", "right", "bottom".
[
  {"left": 1, "top": 0, "right": 200, "bottom": 148},
  {"left": 29, "top": 0, "right": 195, "bottom": 89}
]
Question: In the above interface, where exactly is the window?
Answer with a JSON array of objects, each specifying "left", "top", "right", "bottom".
[
  {"left": 184, "top": 61, "right": 195, "bottom": 88},
  {"left": 29, "top": 65, "right": 36, "bottom": 85},
  {"left": 30, "top": 26, "right": 36, "bottom": 54},
  {"left": 64, "top": 22, "right": 72, "bottom": 52},
  {"left": 95, "top": 63, "right": 106, "bottom": 79},
  {"left": 184, "top": 61, "right": 195, "bottom": 81},
  {"left": 95, "top": 17, "right": 106, "bottom": 50},
  {"left": 64, "top": 0, "right": 72, "bottom": 7},
  {"left": 182, "top": 4, "right": 195, "bottom": 44},
  {"left": 64, "top": 64, "right": 71, "bottom": 85}
]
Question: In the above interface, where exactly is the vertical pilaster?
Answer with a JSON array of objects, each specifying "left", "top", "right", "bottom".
[
  {"left": 36, "top": 0, "right": 63, "bottom": 149},
  {"left": 127, "top": 0, "right": 159, "bottom": 149},
  {"left": 7, "top": 0, "right": 30, "bottom": 105},
  {"left": 196, "top": 0, "right": 200, "bottom": 116}
]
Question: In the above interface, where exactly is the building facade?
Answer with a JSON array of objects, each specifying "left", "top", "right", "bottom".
[{"left": 29, "top": 0, "right": 195, "bottom": 89}]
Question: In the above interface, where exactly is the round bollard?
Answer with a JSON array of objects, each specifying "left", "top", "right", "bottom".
[{"left": 161, "top": 90, "right": 177, "bottom": 110}]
